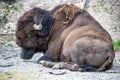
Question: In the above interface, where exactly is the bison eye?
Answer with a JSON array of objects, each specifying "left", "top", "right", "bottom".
[{"left": 33, "top": 23, "right": 42, "bottom": 30}]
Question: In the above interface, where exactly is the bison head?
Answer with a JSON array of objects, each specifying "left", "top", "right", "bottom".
[{"left": 16, "top": 7, "right": 53, "bottom": 59}]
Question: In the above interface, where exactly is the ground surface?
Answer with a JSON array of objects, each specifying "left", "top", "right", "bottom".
[{"left": 0, "top": 49, "right": 120, "bottom": 80}]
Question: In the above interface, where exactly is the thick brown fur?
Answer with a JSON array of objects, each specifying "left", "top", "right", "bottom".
[
  {"left": 16, "top": 7, "right": 53, "bottom": 59},
  {"left": 16, "top": 4, "right": 115, "bottom": 72},
  {"left": 38, "top": 4, "right": 115, "bottom": 72}
]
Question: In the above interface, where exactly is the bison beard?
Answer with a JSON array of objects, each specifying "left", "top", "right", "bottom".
[{"left": 16, "top": 7, "right": 54, "bottom": 59}]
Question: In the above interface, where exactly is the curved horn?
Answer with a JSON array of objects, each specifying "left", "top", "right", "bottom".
[{"left": 33, "top": 23, "right": 42, "bottom": 30}]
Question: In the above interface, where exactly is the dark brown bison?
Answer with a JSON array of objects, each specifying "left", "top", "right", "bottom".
[
  {"left": 16, "top": 4, "right": 115, "bottom": 72},
  {"left": 16, "top": 7, "right": 54, "bottom": 59}
]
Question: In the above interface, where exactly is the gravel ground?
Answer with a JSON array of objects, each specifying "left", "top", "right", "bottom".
[{"left": 0, "top": 50, "right": 120, "bottom": 80}]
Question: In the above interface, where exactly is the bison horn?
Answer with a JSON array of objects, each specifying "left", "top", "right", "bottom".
[{"left": 33, "top": 23, "right": 42, "bottom": 30}]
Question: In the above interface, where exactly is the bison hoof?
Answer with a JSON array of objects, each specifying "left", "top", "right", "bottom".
[
  {"left": 52, "top": 62, "right": 64, "bottom": 69},
  {"left": 39, "top": 60, "right": 50, "bottom": 67},
  {"left": 72, "top": 64, "right": 79, "bottom": 71},
  {"left": 52, "top": 64, "right": 61, "bottom": 69},
  {"left": 39, "top": 60, "right": 46, "bottom": 65},
  {"left": 37, "top": 55, "right": 54, "bottom": 63}
]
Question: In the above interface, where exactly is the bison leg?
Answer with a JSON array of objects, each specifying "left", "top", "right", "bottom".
[
  {"left": 40, "top": 61, "right": 79, "bottom": 71},
  {"left": 52, "top": 62, "right": 79, "bottom": 71},
  {"left": 38, "top": 55, "right": 54, "bottom": 63},
  {"left": 39, "top": 60, "right": 57, "bottom": 67}
]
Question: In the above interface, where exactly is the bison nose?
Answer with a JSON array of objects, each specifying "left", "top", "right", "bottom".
[{"left": 20, "top": 48, "right": 35, "bottom": 59}]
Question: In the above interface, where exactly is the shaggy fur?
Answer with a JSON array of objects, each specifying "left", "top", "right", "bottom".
[
  {"left": 16, "top": 7, "right": 54, "bottom": 59},
  {"left": 16, "top": 4, "right": 115, "bottom": 72},
  {"left": 38, "top": 4, "right": 115, "bottom": 72}
]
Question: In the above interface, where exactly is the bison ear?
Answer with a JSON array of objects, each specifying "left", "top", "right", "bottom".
[{"left": 61, "top": 4, "right": 84, "bottom": 24}]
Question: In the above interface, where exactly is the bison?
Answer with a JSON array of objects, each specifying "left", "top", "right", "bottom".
[{"left": 16, "top": 4, "right": 115, "bottom": 72}]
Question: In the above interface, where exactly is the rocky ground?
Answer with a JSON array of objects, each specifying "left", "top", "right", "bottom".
[
  {"left": 0, "top": 0, "right": 120, "bottom": 80},
  {"left": 0, "top": 49, "right": 120, "bottom": 80}
]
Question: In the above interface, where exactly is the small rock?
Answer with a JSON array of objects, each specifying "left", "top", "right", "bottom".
[
  {"left": 0, "top": 59, "right": 14, "bottom": 67},
  {"left": 49, "top": 69, "right": 66, "bottom": 75}
]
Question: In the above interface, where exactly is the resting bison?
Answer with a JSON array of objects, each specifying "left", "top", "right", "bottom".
[
  {"left": 16, "top": 7, "right": 54, "bottom": 59},
  {"left": 16, "top": 4, "right": 115, "bottom": 71}
]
